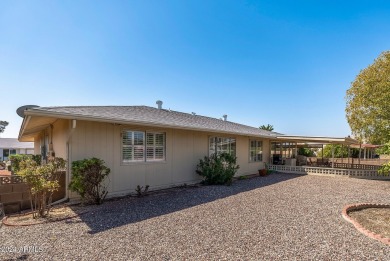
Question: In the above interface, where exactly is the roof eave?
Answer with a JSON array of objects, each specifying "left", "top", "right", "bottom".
[{"left": 24, "top": 109, "right": 276, "bottom": 139}]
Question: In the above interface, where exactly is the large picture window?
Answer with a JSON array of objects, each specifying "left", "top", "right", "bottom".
[
  {"left": 249, "top": 140, "right": 263, "bottom": 162},
  {"left": 209, "top": 137, "right": 236, "bottom": 156},
  {"left": 122, "top": 131, "right": 165, "bottom": 163}
]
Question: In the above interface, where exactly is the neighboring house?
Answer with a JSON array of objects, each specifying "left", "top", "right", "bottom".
[
  {"left": 0, "top": 138, "right": 34, "bottom": 161},
  {"left": 17, "top": 102, "right": 358, "bottom": 199}
]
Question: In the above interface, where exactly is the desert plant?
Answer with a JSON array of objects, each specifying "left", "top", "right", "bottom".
[
  {"left": 17, "top": 157, "right": 66, "bottom": 218},
  {"left": 196, "top": 152, "right": 240, "bottom": 185},
  {"left": 135, "top": 185, "right": 150, "bottom": 197},
  {"left": 69, "top": 158, "right": 110, "bottom": 205}
]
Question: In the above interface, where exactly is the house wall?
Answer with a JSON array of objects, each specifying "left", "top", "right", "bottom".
[
  {"left": 51, "top": 119, "right": 69, "bottom": 159},
  {"left": 65, "top": 120, "right": 271, "bottom": 198}
]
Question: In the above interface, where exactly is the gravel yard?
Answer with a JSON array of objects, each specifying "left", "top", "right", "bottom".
[{"left": 1, "top": 173, "right": 389, "bottom": 260}]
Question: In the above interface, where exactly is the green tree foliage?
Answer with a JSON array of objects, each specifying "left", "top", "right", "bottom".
[
  {"left": 196, "top": 152, "right": 239, "bottom": 185},
  {"left": 259, "top": 124, "right": 274, "bottom": 131},
  {"left": 346, "top": 51, "right": 390, "bottom": 144},
  {"left": 0, "top": 121, "right": 8, "bottom": 133},
  {"left": 69, "top": 158, "right": 111, "bottom": 205},
  {"left": 318, "top": 145, "right": 360, "bottom": 158},
  {"left": 18, "top": 157, "right": 66, "bottom": 218},
  {"left": 379, "top": 162, "right": 390, "bottom": 175},
  {"left": 9, "top": 154, "right": 41, "bottom": 173},
  {"left": 297, "top": 147, "right": 315, "bottom": 157},
  {"left": 376, "top": 142, "right": 390, "bottom": 155}
]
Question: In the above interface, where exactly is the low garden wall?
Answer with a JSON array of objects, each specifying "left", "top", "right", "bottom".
[
  {"left": 268, "top": 165, "right": 390, "bottom": 180},
  {"left": 0, "top": 172, "right": 66, "bottom": 214}
]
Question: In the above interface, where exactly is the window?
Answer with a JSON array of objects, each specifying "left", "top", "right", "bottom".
[
  {"left": 122, "top": 130, "right": 165, "bottom": 163},
  {"left": 209, "top": 137, "right": 236, "bottom": 156},
  {"left": 250, "top": 140, "right": 263, "bottom": 162},
  {"left": 146, "top": 132, "right": 165, "bottom": 161}
]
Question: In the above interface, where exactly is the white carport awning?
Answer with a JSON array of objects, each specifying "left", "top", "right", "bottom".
[{"left": 273, "top": 135, "right": 359, "bottom": 145}]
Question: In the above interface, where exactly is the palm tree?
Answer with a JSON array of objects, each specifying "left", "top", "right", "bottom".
[{"left": 259, "top": 124, "right": 274, "bottom": 131}]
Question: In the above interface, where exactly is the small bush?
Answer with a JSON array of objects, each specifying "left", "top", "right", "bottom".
[
  {"left": 135, "top": 185, "right": 149, "bottom": 197},
  {"left": 196, "top": 152, "right": 240, "bottom": 185},
  {"left": 18, "top": 157, "right": 66, "bottom": 218},
  {"left": 69, "top": 158, "right": 110, "bottom": 205}
]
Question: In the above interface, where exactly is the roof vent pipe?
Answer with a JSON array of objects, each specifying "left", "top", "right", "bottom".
[
  {"left": 223, "top": 114, "right": 227, "bottom": 121},
  {"left": 156, "top": 100, "right": 163, "bottom": 109}
]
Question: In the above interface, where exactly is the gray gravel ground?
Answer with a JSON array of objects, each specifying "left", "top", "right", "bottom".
[{"left": 1, "top": 173, "right": 390, "bottom": 260}]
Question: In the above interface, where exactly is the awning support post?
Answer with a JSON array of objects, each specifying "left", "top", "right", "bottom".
[{"left": 331, "top": 144, "right": 335, "bottom": 168}]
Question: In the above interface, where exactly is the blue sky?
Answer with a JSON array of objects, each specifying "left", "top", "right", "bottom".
[{"left": 1, "top": 1, "right": 389, "bottom": 138}]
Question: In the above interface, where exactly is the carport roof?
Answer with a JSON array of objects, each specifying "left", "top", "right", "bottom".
[{"left": 272, "top": 135, "right": 360, "bottom": 145}]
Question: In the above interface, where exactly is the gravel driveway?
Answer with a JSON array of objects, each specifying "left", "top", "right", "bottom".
[{"left": 1, "top": 173, "right": 389, "bottom": 260}]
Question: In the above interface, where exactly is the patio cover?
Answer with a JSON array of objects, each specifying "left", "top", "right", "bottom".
[{"left": 273, "top": 135, "right": 359, "bottom": 145}]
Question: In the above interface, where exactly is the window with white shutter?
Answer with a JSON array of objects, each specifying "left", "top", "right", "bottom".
[
  {"left": 122, "top": 131, "right": 145, "bottom": 162},
  {"left": 122, "top": 130, "right": 165, "bottom": 163},
  {"left": 146, "top": 132, "right": 165, "bottom": 161}
]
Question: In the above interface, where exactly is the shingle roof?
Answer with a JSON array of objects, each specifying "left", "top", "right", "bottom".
[
  {"left": 0, "top": 138, "right": 34, "bottom": 149},
  {"left": 28, "top": 106, "right": 278, "bottom": 138}
]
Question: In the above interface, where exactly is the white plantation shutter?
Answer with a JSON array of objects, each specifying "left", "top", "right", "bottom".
[
  {"left": 146, "top": 132, "right": 165, "bottom": 161},
  {"left": 122, "top": 131, "right": 145, "bottom": 162},
  {"left": 122, "top": 130, "right": 165, "bottom": 163}
]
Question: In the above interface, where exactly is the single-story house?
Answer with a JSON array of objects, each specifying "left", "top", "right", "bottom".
[
  {"left": 0, "top": 138, "right": 34, "bottom": 161},
  {"left": 17, "top": 102, "right": 358, "bottom": 199}
]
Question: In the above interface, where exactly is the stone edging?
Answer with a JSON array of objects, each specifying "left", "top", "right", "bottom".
[
  {"left": 2, "top": 211, "right": 89, "bottom": 227},
  {"left": 342, "top": 203, "right": 390, "bottom": 246}
]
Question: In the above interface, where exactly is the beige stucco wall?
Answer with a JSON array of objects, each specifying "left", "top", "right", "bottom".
[{"left": 36, "top": 119, "right": 270, "bottom": 198}]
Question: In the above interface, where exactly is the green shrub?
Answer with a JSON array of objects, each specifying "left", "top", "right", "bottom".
[
  {"left": 69, "top": 158, "right": 110, "bottom": 205},
  {"left": 196, "top": 152, "right": 240, "bottom": 185},
  {"left": 379, "top": 162, "right": 390, "bottom": 176},
  {"left": 10, "top": 154, "right": 41, "bottom": 173},
  {"left": 18, "top": 157, "right": 66, "bottom": 218},
  {"left": 31, "top": 154, "right": 42, "bottom": 165},
  {"left": 10, "top": 154, "right": 30, "bottom": 173}
]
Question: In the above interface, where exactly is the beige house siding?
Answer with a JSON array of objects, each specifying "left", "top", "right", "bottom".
[
  {"left": 62, "top": 120, "right": 270, "bottom": 198},
  {"left": 52, "top": 119, "right": 69, "bottom": 159}
]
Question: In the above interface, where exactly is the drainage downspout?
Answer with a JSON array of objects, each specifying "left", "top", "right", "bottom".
[{"left": 51, "top": 119, "right": 76, "bottom": 206}]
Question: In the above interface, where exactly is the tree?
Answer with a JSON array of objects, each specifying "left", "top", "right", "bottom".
[
  {"left": 0, "top": 121, "right": 8, "bottom": 133},
  {"left": 298, "top": 147, "right": 315, "bottom": 157},
  {"left": 317, "top": 144, "right": 360, "bottom": 158},
  {"left": 377, "top": 141, "right": 390, "bottom": 155},
  {"left": 259, "top": 124, "right": 274, "bottom": 131},
  {"left": 346, "top": 51, "right": 390, "bottom": 144}
]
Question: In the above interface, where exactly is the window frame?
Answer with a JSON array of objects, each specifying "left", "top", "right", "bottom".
[
  {"left": 249, "top": 140, "right": 263, "bottom": 162},
  {"left": 121, "top": 130, "right": 166, "bottom": 164},
  {"left": 209, "top": 136, "right": 236, "bottom": 157}
]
